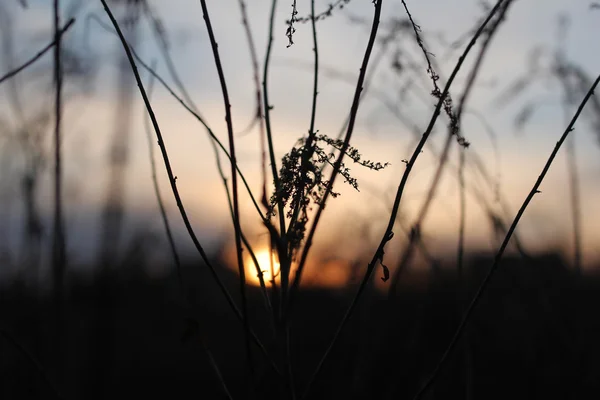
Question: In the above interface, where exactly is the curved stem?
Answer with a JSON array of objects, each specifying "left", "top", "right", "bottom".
[
  {"left": 199, "top": 0, "right": 254, "bottom": 383},
  {"left": 412, "top": 70, "right": 600, "bottom": 400},
  {"left": 298, "top": 2, "right": 505, "bottom": 398},
  {"left": 100, "top": 0, "right": 279, "bottom": 377}
]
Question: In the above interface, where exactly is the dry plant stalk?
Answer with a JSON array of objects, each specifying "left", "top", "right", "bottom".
[{"left": 81, "top": 1, "right": 600, "bottom": 399}]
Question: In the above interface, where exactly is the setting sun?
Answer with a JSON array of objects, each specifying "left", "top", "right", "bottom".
[{"left": 244, "top": 248, "right": 280, "bottom": 287}]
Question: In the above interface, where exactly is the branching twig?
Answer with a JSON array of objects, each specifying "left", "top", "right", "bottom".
[
  {"left": 286, "top": 0, "right": 298, "bottom": 47},
  {"left": 262, "top": 0, "right": 290, "bottom": 319},
  {"left": 292, "top": 0, "right": 352, "bottom": 24},
  {"left": 296, "top": 1, "right": 384, "bottom": 398},
  {"left": 297, "top": 2, "right": 505, "bottom": 398},
  {"left": 235, "top": 0, "right": 269, "bottom": 211},
  {"left": 234, "top": 0, "right": 275, "bottom": 315},
  {"left": 144, "top": 62, "right": 233, "bottom": 400},
  {"left": 411, "top": 70, "right": 600, "bottom": 400},
  {"left": 87, "top": 14, "right": 267, "bottom": 222},
  {"left": 388, "top": 0, "right": 512, "bottom": 293},
  {"left": 99, "top": 0, "right": 279, "bottom": 377},
  {"left": 199, "top": 0, "right": 255, "bottom": 383},
  {"left": 0, "top": 18, "right": 75, "bottom": 86}
]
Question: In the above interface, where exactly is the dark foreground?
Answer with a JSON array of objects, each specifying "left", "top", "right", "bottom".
[{"left": 1, "top": 252, "right": 599, "bottom": 399}]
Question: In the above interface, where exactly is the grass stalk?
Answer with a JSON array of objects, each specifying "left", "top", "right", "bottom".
[
  {"left": 388, "top": 0, "right": 513, "bottom": 293},
  {"left": 51, "top": 0, "right": 67, "bottom": 390},
  {"left": 283, "top": 0, "right": 322, "bottom": 397},
  {"left": 298, "top": 2, "right": 505, "bottom": 397},
  {"left": 52, "top": 0, "right": 65, "bottom": 291},
  {"left": 411, "top": 70, "right": 600, "bottom": 400},
  {"left": 235, "top": 0, "right": 269, "bottom": 209},
  {"left": 0, "top": 19, "right": 75, "bottom": 86},
  {"left": 144, "top": 62, "right": 233, "bottom": 399},
  {"left": 262, "top": 0, "right": 290, "bottom": 321},
  {"left": 88, "top": 14, "right": 267, "bottom": 223},
  {"left": 296, "top": 1, "right": 385, "bottom": 398},
  {"left": 291, "top": 0, "right": 384, "bottom": 315},
  {"left": 99, "top": 0, "right": 279, "bottom": 377},
  {"left": 201, "top": 0, "right": 254, "bottom": 384}
]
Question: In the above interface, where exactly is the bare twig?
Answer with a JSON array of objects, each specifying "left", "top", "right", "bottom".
[
  {"left": 291, "top": 0, "right": 383, "bottom": 310},
  {"left": 298, "top": 2, "right": 505, "bottom": 398},
  {"left": 99, "top": 0, "right": 279, "bottom": 377},
  {"left": 388, "top": 0, "right": 513, "bottom": 293},
  {"left": 564, "top": 109, "right": 582, "bottom": 273},
  {"left": 296, "top": 1, "right": 384, "bottom": 398},
  {"left": 262, "top": 0, "right": 290, "bottom": 320},
  {"left": 87, "top": 13, "right": 267, "bottom": 222},
  {"left": 144, "top": 60, "right": 233, "bottom": 400},
  {"left": 143, "top": 60, "right": 184, "bottom": 298},
  {"left": 141, "top": 0, "right": 271, "bottom": 301},
  {"left": 199, "top": 0, "right": 254, "bottom": 383},
  {"left": 235, "top": 0, "right": 269, "bottom": 212},
  {"left": 293, "top": 0, "right": 352, "bottom": 23},
  {"left": 134, "top": 54, "right": 276, "bottom": 305},
  {"left": 52, "top": 0, "right": 65, "bottom": 288},
  {"left": 233, "top": 0, "right": 275, "bottom": 317},
  {"left": 411, "top": 70, "right": 600, "bottom": 400},
  {"left": 0, "top": 18, "right": 75, "bottom": 86},
  {"left": 51, "top": 0, "right": 66, "bottom": 388},
  {"left": 282, "top": 0, "right": 323, "bottom": 395},
  {"left": 286, "top": 0, "right": 299, "bottom": 47}
]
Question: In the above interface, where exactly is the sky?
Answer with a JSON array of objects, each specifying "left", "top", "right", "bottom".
[{"left": 1, "top": 0, "right": 599, "bottom": 285}]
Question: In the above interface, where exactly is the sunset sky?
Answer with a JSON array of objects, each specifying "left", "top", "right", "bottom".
[{"left": 1, "top": 0, "right": 599, "bottom": 284}]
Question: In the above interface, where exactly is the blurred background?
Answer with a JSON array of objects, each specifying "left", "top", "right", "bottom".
[{"left": 1, "top": 0, "right": 599, "bottom": 399}]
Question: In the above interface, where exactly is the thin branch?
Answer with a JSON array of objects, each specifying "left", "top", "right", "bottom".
[
  {"left": 411, "top": 70, "right": 600, "bottom": 400},
  {"left": 142, "top": 1, "right": 273, "bottom": 302},
  {"left": 298, "top": 2, "right": 505, "bottom": 398},
  {"left": 565, "top": 110, "right": 582, "bottom": 273},
  {"left": 262, "top": 0, "right": 289, "bottom": 318},
  {"left": 284, "top": 0, "right": 322, "bottom": 395},
  {"left": 199, "top": 0, "right": 254, "bottom": 383},
  {"left": 291, "top": 0, "right": 383, "bottom": 312},
  {"left": 296, "top": 1, "right": 384, "bottom": 398},
  {"left": 144, "top": 62, "right": 233, "bottom": 400},
  {"left": 52, "top": 0, "right": 65, "bottom": 281},
  {"left": 87, "top": 14, "right": 267, "bottom": 222},
  {"left": 234, "top": 0, "right": 275, "bottom": 316},
  {"left": 286, "top": 0, "right": 298, "bottom": 47},
  {"left": 388, "top": 0, "right": 513, "bottom": 294},
  {"left": 289, "top": 50, "right": 519, "bottom": 259},
  {"left": 99, "top": 0, "right": 279, "bottom": 377},
  {"left": 144, "top": 60, "right": 184, "bottom": 298},
  {"left": 235, "top": 0, "right": 269, "bottom": 212},
  {"left": 0, "top": 18, "right": 75, "bottom": 86},
  {"left": 133, "top": 53, "right": 277, "bottom": 308},
  {"left": 293, "top": 0, "right": 352, "bottom": 23},
  {"left": 51, "top": 1, "right": 66, "bottom": 388},
  {"left": 286, "top": 0, "right": 322, "bottom": 278}
]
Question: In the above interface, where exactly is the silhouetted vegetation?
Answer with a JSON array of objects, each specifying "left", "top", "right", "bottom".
[
  {"left": 2, "top": 0, "right": 600, "bottom": 399},
  {"left": 1, "top": 252, "right": 599, "bottom": 399}
]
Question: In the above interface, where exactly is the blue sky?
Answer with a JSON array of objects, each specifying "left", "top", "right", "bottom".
[{"left": 1, "top": 0, "right": 599, "bottom": 281}]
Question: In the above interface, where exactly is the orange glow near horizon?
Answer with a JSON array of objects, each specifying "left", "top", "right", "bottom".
[
  {"left": 244, "top": 248, "right": 280, "bottom": 287},
  {"left": 223, "top": 243, "right": 354, "bottom": 289}
]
